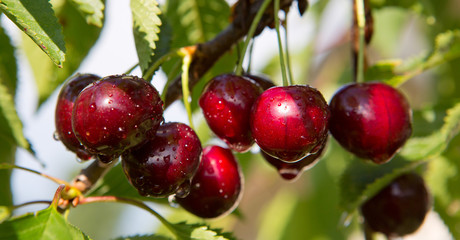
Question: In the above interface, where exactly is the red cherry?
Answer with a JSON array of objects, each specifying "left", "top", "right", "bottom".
[
  {"left": 250, "top": 85, "right": 330, "bottom": 162},
  {"left": 361, "top": 173, "right": 430, "bottom": 237},
  {"left": 72, "top": 75, "right": 164, "bottom": 162},
  {"left": 122, "top": 122, "right": 202, "bottom": 198},
  {"left": 329, "top": 82, "right": 412, "bottom": 164},
  {"left": 55, "top": 73, "right": 100, "bottom": 160},
  {"left": 261, "top": 136, "right": 327, "bottom": 181},
  {"left": 176, "top": 145, "right": 243, "bottom": 218},
  {"left": 199, "top": 74, "right": 263, "bottom": 152}
]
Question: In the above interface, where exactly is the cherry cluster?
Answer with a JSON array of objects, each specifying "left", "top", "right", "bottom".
[
  {"left": 55, "top": 72, "right": 423, "bottom": 227},
  {"left": 55, "top": 73, "right": 242, "bottom": 219}
]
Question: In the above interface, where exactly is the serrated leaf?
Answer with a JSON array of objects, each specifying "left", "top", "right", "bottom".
[
  {"left": 113, "top": 235, "right": 172, "bottom": 240},
  {"left": 399, "top": 102, "right": 460, "bottom": 160},
  {"left": 365, "top": 30, "right": 460, "bottom": 86},
  {"left": 165, "top": 0, "right": 230, "bottom": 47},
  {"left": 0, "top": 206, "right": 91, "bottom": 240},
  {"left": 131, "top": 0, "right": 165, "bottom": 75},
  {"left": 339, "top": 157, "right": 426, "bottom": 220},
  {"left": 172, "top": 222, "right": 235, "bottom": 240},
  {"left": 69, "top": 0, "right": 104, "bottom": 27},
  {"left": 0, "top": 0, "right": 65, "bottom": 66},
  {"left": 23, "top": 0, "right": 103, "bottom": 106}
]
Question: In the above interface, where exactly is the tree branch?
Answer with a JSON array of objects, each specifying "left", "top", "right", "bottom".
[{"left": 164, "top": 0, "right": 294, "bottom": 107}]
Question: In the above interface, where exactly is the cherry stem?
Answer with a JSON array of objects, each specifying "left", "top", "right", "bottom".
[
  {"left": 51, "top": 185, "right": 66, "bottom": 209},
  {"left": 0, "top": 163, "right": 68, "bottom": 186},
  {"left": 10, "top": 200, "right": 53, "bottom": 210},
  {"left": 274, "top": 0, "right": 290, "bottom": 86},
  {"left": 124, "top": 63, "right": 139, "bottom": 75},
  {"left": 179, "top": 46, "right": 196, "bottom": 130},
  {"left": 283, "top": 18, "right": 294, "bottom": 84},
  {"left": 79, "top": 196, "right": 180, "bottom": 239},
  {"left": 234, "top": 0, "right": 273, "bottom": 76},
  {"left": 355, "top": 0, "right": 366, "bottom": 83},
  {"left": 161, "top": 60, "right": 182, "bottom": 101},
  {"left": 143, "top": 50, "right": 180, "bottom": 81}
]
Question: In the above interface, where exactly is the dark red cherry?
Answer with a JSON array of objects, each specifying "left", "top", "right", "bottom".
[
  {"left": 199, "top": 74, "right": 263, "bottom": 152},
  {"left": 176, "top": 145, "right": 243, "bottom": 218},
  {"left": 250, "top": 85, "right": 330, "bottom": 162},
  {"left": 329, "top": 82, "right": 412, "bottom": 164},
  {"left": 261, "top": 136, "right": 327, "bottom": 181},
  {"left": 361, "top": 173, "right": 430, "bottom": 237},
  {"left": 122, "top": 122, "right": 202, "bottom": 198},
  {"left": 72, "top": 75, "right": 164, "bottom": 162},
  {"left": 243, "top": 74, "right": 276, "bottom": 90},
  {"left": 55, "top": 73, "right": 100, "bottom": 160}
]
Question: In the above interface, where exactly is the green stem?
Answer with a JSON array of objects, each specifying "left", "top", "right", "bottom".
[
  {"left": 10, "top": 200, "right": 52, "bottom": 210},
  {"left": 247, "top": 39, "right": 255, "bottom": 73},
  {"left": 124, "top": 63, "right": 139, "bottom": 75},
  {"left": 179, "top": 49, "right": 195, "bottom": 130},
  {"left": 143, "top": 50, "right": 180, "bottom": 81},
  {"left": 0, "top": 163, "right": 68, "bottom": 185},
  {"left": 235, "top": 0, "right": 273, "bottom": 75},
  {"left": 355, "top": 0, "right": 366, "bottom": 83},
  {"left": 161, "top": 59, "right": 182, "bottom": 101},
  {"left": 80, "top": 196, "right": 180, "bottom": 239},
  {"left": 283, "top": 18, "right": 294, "bottom": 85},
  {"left": 274, "top": 0, "right": 290, "bottom": 86}
]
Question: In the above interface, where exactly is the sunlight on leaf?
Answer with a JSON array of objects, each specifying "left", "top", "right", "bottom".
[
  {"left": 69, "top": 0, "right": 104, "bottom": 27},
  {"left": 0, "top": 0, "right": 66, "bottom": 66}
]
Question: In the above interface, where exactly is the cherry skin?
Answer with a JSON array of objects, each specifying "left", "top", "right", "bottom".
[
  {"left": 361, "top": 173, "right": 430, "bottom": 237},
  {"left": 199, "top": 74, "right": 263, "bottom": 152},
  {"left": 250, "top": 85, "right": 330, "bottom": 162},
  {"left": 176, "top": 145, "right": 243, "bottom": 218},
  {"left": 243, "top": 74, "right": 276, "bottom": 90},
  {"left": 72, "top": 75, "right": 164, "bottom": 163},
  {"left": 261, "top": 136, "right": 327, "bottom": 181},
  {"left": 329, "top": 82, "right": 412, "bottom": 164},
  {"left": 55, "top": 73, "right": 100, "bottom": 160},
  {"left": 122, "top": 122, "right": 202, "bottom": 198}
]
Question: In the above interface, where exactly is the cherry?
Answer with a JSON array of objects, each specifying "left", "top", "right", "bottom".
[
  {"left": 329, "top": 82, "right": 412, "bottom": 164},
  {"left": 243, "top": 74, "right": 276, "bottom": 90},
  {"left": 199, "top": 74, "right": 263, "bottom": 152},
  {"left": 55, "top": 73, "right": 100, "bottom": 160},
  {"left": 261, "top": 136, "right": 327, "bottom": 181},
  {"left": 250, "top": 85, "right": 330, "bottom": 162},
  {"left": 176, "top": 145, "right": 243, "bottom": 218},
  {"left": 361, "top": 173, "right": 430, "bottom": 237},
  {"left": 122, "top": 122, "right": 202, "bottom": 198},
  {"left": 72, "top": 75, "right": 164, "bottom": 163}
]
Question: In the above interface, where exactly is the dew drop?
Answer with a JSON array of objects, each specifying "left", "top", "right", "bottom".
[
  {"left": 278, "top": 168, "right": 301, "bottom": 181},
  {"left": 168, "top": 195, "right": 179, "bottom": 208},
  {"left": 175, "top": 181, "right": 191, "bottom": 198},
  {"left": 53, "top": 131, "right": 60, "bottom": 141},
  {"left": 75, "top": 156, "right": 83, "bottom": 163},
  {"left": 89, "top": 103, "right": 96, "bottom": 112},
  {"left": 216, "top": 100, "right": 225, "bottom": 110}
]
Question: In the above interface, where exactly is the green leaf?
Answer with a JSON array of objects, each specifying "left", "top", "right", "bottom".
[
  {"left": 0, "top": 206, "right": 11, "bottom": 223},
  {"left": 0, "top": 24, "right": 30, "bottom": 152},
  {"left": 0, "top": 22, "right": 17, "bottom": 96},
  {"left": 0, "top": 206, "right": 91, "bottom": 240},
  {"left": 339, "top": 157, "right": 426, "bottom": 220},
  {"left": 86, "top": 163, "right": 168, "bottom": 205},
  {"left": 365, "top": 30, "right": 460, "bottom": 86},
  {"left": 113, "top": 235, "right": 172, "bottom": 240},
  {"left": 23, "top": 0, "right": 103, "bottom": 106},
  {"left": 69, "top": 0, "right": 104, "bottom": 27},
  {"left": 0, "top": 0, "right": 66, "bottom": 67},
  {"left": 131, "top": 0, "right": 167, "bottom": 75},
  {"left": 165, "top": 0, "right": 230, "bottom": 47},
  {"left": 172, "top": 222, "right": 235, "bottom": 240},
  {"left": 399, "top": 102, "right": 460, "bottom": 160}
]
